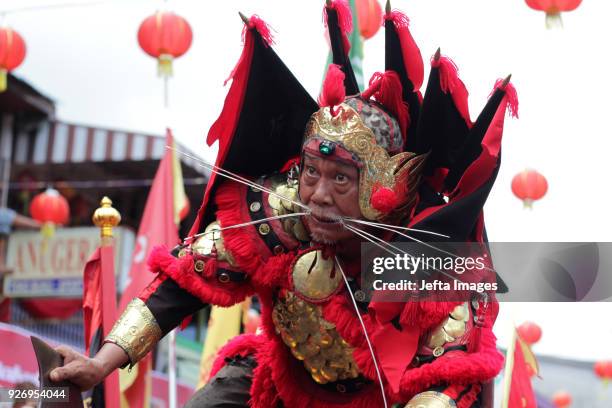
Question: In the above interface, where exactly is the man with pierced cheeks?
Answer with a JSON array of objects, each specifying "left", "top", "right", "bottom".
[{"left": 49, "top": 1, "right": 517, "bottom": 407}]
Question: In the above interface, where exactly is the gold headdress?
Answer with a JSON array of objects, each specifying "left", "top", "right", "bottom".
[{"left": 303, "top": 100, "right": 427, "bottom": 221}]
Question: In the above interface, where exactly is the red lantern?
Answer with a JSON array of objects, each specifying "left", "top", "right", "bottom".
[
  {"left": 511, "top": 169, "right": 548, "bottom": 208},
  {"left": 30, "top": 188, "right": 70, "bottom": 226},
  {"left": 525, "top": 0, "right": 582, "bottom": 29},
  {"left": 517, "top": 321, "right": 542, "bottom": 345},
  {"left": 594, "top": 361, "right": 607, "bottom": 378},
  {"left": 594, "top": 360, "right": 612, "bottom": 385},
  {"left": 604, "top": 361, "right": 612, "bottom": 378},
  {"left": 356, "top": 0, "right": 382, "bottom": 40},
  {"left": 137, "top": 11, "right": 193, "bottom": 78},
  {"left": 551, "top": 390, "right": 572, "bottom": 408},
  {"left": 0, "top": 26, "right": 27, "bottom": 92}
]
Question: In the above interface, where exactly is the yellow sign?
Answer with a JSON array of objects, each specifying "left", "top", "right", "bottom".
[{"left": 3, "top": 227, "right": 134, "bottom": 298}]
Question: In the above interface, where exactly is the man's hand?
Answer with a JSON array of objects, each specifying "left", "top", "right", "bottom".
[
  {"left": 49, "top": 343, "right": 129, "bottom": 391},
  {"left": 49, "top": 346, "right": 106, "bottom": 391}
]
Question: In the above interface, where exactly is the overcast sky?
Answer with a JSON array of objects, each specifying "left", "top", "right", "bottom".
[{"left": 3, "top": 0, "right": 612, "bottom": 365}]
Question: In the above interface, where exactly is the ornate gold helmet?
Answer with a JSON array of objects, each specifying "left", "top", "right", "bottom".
[{"left": 302, "top": 91, "right": 427, "bottom": 221}]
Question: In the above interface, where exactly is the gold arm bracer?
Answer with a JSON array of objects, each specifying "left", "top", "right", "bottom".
[{"left": 104, "top": 298, "right": 162, "bottom": 367}]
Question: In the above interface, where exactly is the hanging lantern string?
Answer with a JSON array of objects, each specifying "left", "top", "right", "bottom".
[{"left": 4, "top": 176, "right": 206, "bottom": 190}]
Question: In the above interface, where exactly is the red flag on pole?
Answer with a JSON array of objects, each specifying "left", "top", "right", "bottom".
[
  {"left": 119, "top": 129, "right": 188, "bottom": 311},
  {"left": 502, "top": 329, "right": 539, "bottom": 408},
  {"left": 82, "top": 243, "right": 120, "bottom": 408},
  {"left": 118, "top": 129, "right": 189, "bottom": 408}
]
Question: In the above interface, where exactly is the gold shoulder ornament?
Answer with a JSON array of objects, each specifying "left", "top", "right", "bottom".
[
  {"left": 190, "top": 221, "right": 236, "bottom": 266},
  {"left": 404, "top": 391, "right": 457, "bottom": 408}
]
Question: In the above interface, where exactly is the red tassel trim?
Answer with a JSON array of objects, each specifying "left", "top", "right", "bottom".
[
  {"left": 214, "top": 180, "right": 298, "bottom": 290},
  {"left": 319, "top": 64, "right": 346, "bottom": 116},
  {"left": 456, "top": 384, "right": 482, "bottom": 408},
  {"left": 252, "top": 252, "right": 295, "bottom": 289},
  {"left": 225, "top": 15, "right": 274, "bottom": 86},
  {"left": 146, "top": 246, "right": 254, "bottom": 307},
  {"left": 242, "top": 14, "right": 275, "bottom": 48},
  {"left": 491, "top": 78, "right": 519, "bottom": 119},
  {"left": 324, "top": 0, "right": 353, "bottom": 54},
  {"left": 384, "top": 10, "right": 424, "bottom": 91},
  {"left": 384, "top": 9, "right": 409, "bottom": 27},
  {"left": 431, "top": 55, "right": 472, "bottom": 127},
  {"left": 442, "top": 384, "right": 466, "bottom": 401},
  {"left": 362, "top": 71, "right": 410, "bottom": 144},
  {"left": 467, "top": 325, "right": 482, "bottom": 354},
  {"left": 398, "top": 326, "right": 504, "bottom": 399},
  {"left": 250, "top": 352, "right": 281, "bottom": 407},
  {"left": 215, "top": 181, "right": 268, "bottom": 274}
]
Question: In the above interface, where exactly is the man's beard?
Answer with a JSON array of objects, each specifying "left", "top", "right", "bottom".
[{"left": 308, "top": 230, "right": 338, "bottom": 245}]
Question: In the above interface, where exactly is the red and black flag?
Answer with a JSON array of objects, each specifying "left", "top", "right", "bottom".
[{"left": 82, "top": 245, "right": 120, "bottom": 407}]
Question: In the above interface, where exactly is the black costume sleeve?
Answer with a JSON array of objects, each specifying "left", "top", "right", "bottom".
[{"left": 141, "top": 274, "right": 207, "bottom": 337}]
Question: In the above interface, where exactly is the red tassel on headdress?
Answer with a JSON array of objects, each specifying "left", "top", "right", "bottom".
[
  {"left": 243, "top": 15, "right": 275, "bottom": 47},
  {"left": 324, "top": 0, "right": 353, "bottom": 54},
  {"left": 370, "top": 185, "right": 399, "bottom": 214},
  {"left": 384, "top": 10, "right": 424, "bottom": 91},
  {"left": 225, "top": 15, "right": 275, "bottom": 85},
  {"left": 431, "top": 54, "right": 472, "bottom": 127},
  {"left": 362, "top": 71, "right": 410, "bottom": 144},
  {"left": 491, "top": 78, "right": 519, "bottom": 119},
  {"left": 318, "top": 64, "right": 346, "bottom": 116}
]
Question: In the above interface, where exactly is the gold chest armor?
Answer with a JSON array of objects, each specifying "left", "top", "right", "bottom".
[{"left": 272, "top": 290, "right": 360, "bottom": 384}]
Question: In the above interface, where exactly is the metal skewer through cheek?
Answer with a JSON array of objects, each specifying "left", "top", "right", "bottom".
[
  {"left": 343, "top": 218, "right": 497, "bottom": 274},
  {"left": 343, "top": 217, "right": 449, "bottom": 238},
  {"left": 167, "top": 146, "right": 310, "bottom": 213},
  {"left": 341, "top": 221, "right": 465, "bottom": 284}
]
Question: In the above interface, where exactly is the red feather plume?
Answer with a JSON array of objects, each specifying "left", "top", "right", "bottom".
[
  {"left": 384, "top": 10, "right": 424, "bottom": 91},
  {"left": 431, "top": 54, "right": 472, "bottom": 127},
  {"left": 324, "top": 0, "right": 353, "bottom": 54},
  {"left": 491, "top": 78, "right": 519, "bottom": 119},
  {"left": 318, "top": 64, "right": 346, "bottom": 116},
  {"left": 243, "top": 15, "right": 275, "bottom": 47},
  {"left": 362, "top": 71, "right": 410, "bottom": 144}
]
